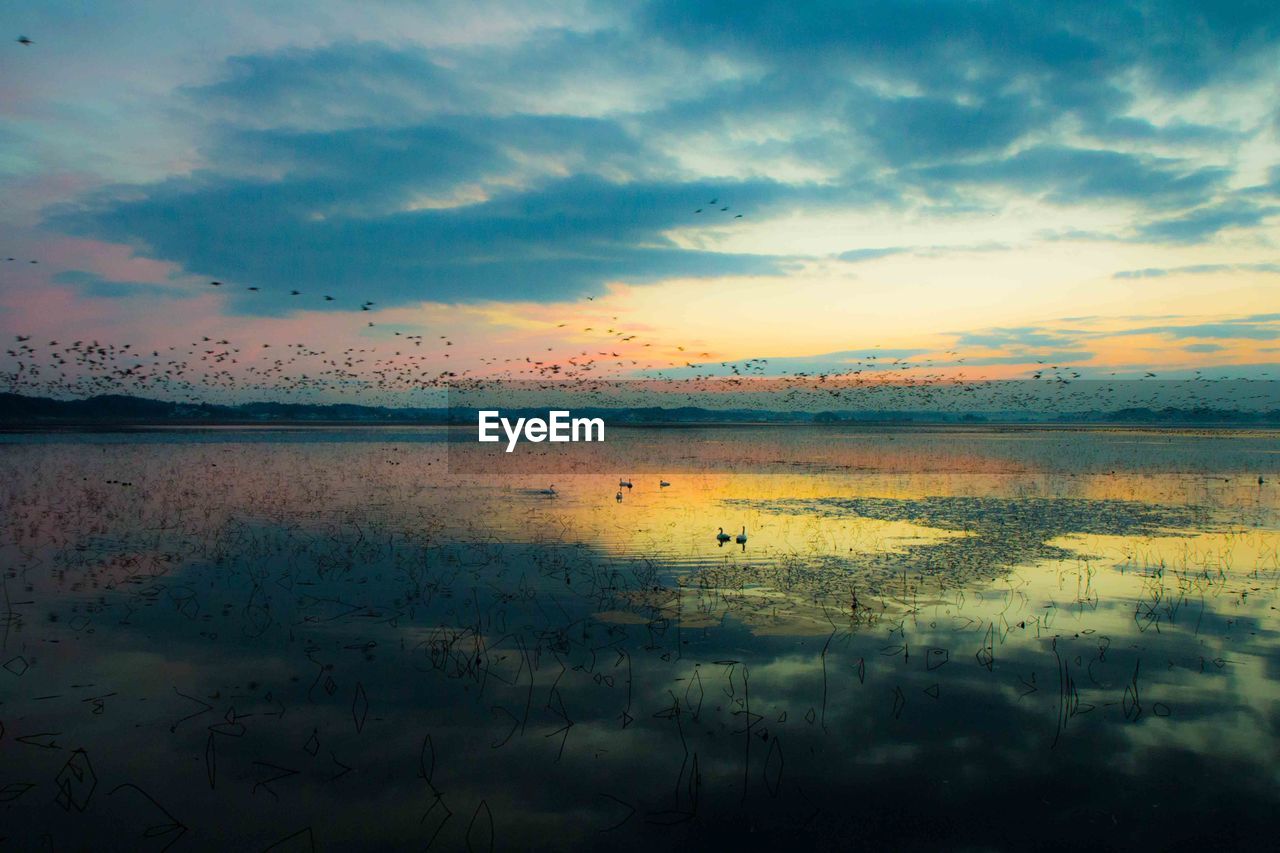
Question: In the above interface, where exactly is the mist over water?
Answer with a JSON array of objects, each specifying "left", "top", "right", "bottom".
[{"left": 1, "top": 426, "right": 1277, "bottom": 850}]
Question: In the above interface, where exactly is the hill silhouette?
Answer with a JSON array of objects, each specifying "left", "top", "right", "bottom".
[{"left": 2, "top": 392, "right": 1277, "bottom": 427}]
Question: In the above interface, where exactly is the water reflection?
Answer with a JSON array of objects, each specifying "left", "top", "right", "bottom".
[{"left": 0, "top": 426, "right": 1276, "bottom": 849}]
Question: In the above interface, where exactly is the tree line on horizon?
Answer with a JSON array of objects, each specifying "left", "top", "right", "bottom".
[{"left": 2, "top": 392, "right": 1277, "bottom": 426}]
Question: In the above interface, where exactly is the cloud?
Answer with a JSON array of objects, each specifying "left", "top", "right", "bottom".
[
  {"left": 953, "top": 327, "right": 1086, "bottom": 349},
  {"left": 187, "top": 43, "right": 477, "bottom": 131},
  {"left": 914, "top": 146, "right": 1228, "bottom": 209},
  {"left": 1115, "top": 321, "right": 1280, "bottom": 340},
  {"left": 53, "top": 270, "right": 197, "bottom": 300},
  {"left": 54, "top": 167, "right": 809, "bottom": 311},
  {"left": 641, "top": 0, "right": 1280, "bottom": 148},
  {"left": 836, "top": 247, "right": 908, "bottom": 263},
  {"left": 1082, "top": 115, "right": 1239, "bottom": 145},
  {"left": 17, "top": 1, "right": 1280, "bottom": 321},
  {"left": 861, "top": 93, "right": 1042, "bottom": 166},
  {"left": 1136, "top": 201, "right": 1278, "bottom": 243},
  {"left": 1113, "top": 262, "right": 1280, "bottom": 278}
]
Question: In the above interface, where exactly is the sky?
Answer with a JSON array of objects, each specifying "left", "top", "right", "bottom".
[{"left": 1, "top": 0, "right": 1279, "bottom": 403}]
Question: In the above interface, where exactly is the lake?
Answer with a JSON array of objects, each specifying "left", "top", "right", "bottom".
[{"left": 1, "top": 425, "right": 1277, "bottom": 850}]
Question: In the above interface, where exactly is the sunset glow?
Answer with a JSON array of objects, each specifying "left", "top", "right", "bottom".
[{"left": 2, "top": 1, "right": 1277, "bottom": 403}]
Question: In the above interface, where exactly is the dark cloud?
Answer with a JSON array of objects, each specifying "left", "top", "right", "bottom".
[
  {"left": 641, "top": 1, "right": 1124, "bottom": 83},
  {"left": 639, "top": 0, "right": 1279, "bottom": 176},
  {"left": 1137, "top": 201, "right": 1278, "bottom": 243},
  {"left": 638, "top": 1, "right": 1270, "bottom": 220},
  {"left": 915, "top": 146, "right": 1228, "bottom": 209},
  {"left": 1082, "top": 115, "right": 1239, "bottom": 145},
  {"left": 861, "top": 93, "right": 1041, "bottom": 166},
  {"left": 642, "top": 0, "right": 1280, "bottom": 95},
  {"left": 54, "top": 168, "right": 807, "bottom": 311},
  {"left": 189, "top": 42, "right": 474, "bottom": 128}
]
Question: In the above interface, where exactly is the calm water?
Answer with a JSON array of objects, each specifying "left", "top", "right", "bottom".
[{"left": 1, "top": 426, "right": 1277, "bottom": 850}]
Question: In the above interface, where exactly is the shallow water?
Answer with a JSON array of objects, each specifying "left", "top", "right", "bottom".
[{"left": 1, "top": 426, "right": 1277, "bottom": 850}]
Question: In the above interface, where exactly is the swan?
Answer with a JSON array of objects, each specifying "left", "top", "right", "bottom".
[
  {"left": 538, "top": 484, "right": 557, "bottom": 496},
  {"left": 716, "top": 527, "right": 731, "bottom": 543},
  {"left": 659, "top": 480, "right": 670, "bottom": 487},
  {"left": 619, "top": 479, "right": 633, "bottom": 489},
  {"left": 736, "top": 526, "right": 748, "bottom": 544},
  {"left": 615, "top": 490, "right": 623, "bottom": 502}
]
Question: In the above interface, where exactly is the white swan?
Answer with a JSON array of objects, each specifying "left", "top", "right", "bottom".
[
  {"left": 735, "top": 526, "right": 748, "bottom": 544},
  {"left": 716, "top": 527, "right": 731, "bottom": 543}
]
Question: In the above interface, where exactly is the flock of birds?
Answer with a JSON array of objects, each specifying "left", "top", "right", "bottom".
[
  {"left": 4, "top": 317, "right": 1273, "bottom": 418},
  {"left": 4, "top": 275, "right": 1274, "bottom": 415},
  {"left": 6, "top": 248, "right": 1274, "bottom": 414}
]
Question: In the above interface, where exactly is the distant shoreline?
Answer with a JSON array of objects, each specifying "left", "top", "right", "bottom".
[
  {"left": 2, "top": 391, "right": 1277, "bottom": 430},
  {"left": 3, "top": 421, "right": 1277, "bottom": 434}
]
